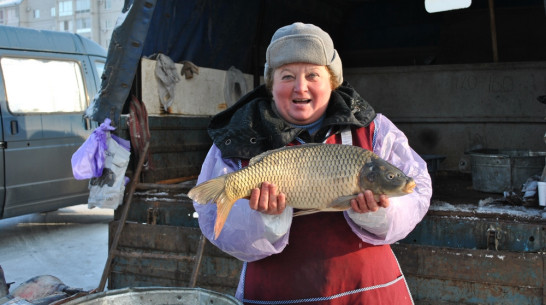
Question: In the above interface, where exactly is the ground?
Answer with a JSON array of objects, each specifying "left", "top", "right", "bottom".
[{"left": 0, "top": 204, "right": 113, "bottom": 293}]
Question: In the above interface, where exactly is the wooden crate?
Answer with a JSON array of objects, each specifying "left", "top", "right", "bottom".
[
  {"left": 108, "top": 188, "right": 242, "bottom": 294},
  {"left": 118, "top": 115, "right": 212, "bottom": 183},
  {"left": 140, "top": 58, "right": 253, "bottom": 116},
  {"left": 109, "top": 177, "right": 545, "bottom": 304}
]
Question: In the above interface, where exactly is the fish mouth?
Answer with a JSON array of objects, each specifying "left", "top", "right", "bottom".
[
  {"left": 293, "top": 99, "right": 312, "bottom": 104},
  {"left": 403, "top": 179, "right": 417, "bottom": 193}
]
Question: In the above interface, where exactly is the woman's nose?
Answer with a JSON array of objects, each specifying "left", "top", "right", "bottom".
[{"left": 293, "top": 76, "right": 308, "bottom": 93}]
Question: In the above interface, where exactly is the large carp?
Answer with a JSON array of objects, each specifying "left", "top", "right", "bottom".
[{"left": 189, "top": 143, "right": 416, "bottom": 239}]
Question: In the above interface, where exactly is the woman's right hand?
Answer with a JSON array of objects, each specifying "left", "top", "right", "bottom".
[
  {"left": 249, "top": 182, "right": 286, "bottom": 215},
  {"left": 350, "top": 190, "right": 390, "bottom": 213}
]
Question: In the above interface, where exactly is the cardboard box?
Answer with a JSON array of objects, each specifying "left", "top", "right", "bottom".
[{"left": 141, "top": 58, "right": 253, "bottom": 115}]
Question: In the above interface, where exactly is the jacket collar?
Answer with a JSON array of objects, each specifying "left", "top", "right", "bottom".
[{"left": 208, "top": 82, "right": 375, "bottom": 159}]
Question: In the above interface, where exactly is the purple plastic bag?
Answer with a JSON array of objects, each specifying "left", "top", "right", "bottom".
[{"left": 71, "top": 118, "right": 116, "bottom": 180}]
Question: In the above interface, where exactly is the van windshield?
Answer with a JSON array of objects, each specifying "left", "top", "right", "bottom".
[{"left": 1, "top": 57, "right": 86, "bottom": 114}]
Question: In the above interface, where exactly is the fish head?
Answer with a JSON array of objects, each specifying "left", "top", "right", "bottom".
[{"left": 359, "top": 156, "right": 416, "bottom": 197}]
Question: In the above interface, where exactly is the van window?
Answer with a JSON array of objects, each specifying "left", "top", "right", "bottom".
[
  {"left": 1, "top": 57, "right": 86, "bottom": 114},
  {"left": 95, "top": 60, "right": 105, "bottom": 79}
]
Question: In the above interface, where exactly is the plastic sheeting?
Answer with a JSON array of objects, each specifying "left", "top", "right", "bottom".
[{"left": 87, "top": 0, "right": 540, "bottom": 124}]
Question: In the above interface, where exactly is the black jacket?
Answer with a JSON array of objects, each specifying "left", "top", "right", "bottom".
[{"left": 208, "top": 82, "right": 376, "bottom": 159}]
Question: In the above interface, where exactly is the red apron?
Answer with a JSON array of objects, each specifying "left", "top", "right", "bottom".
[{"left": 241, "top": 125, "right": 414, "bottom": 304}]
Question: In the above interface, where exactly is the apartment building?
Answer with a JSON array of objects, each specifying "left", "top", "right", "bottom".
[{"left": 0, "top": 0, "right": 124, "bottom": 49}]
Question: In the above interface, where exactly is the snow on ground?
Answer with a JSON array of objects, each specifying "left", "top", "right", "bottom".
[
  {"left": 430, "top": 198, "right": 546, "bottom": 219},
  {"left": 0, "top": 204, "right": 113, "bottom": 292}
]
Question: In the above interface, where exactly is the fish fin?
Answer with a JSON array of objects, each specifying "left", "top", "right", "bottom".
[
  {"left": 248, "top": 144, "right": 323, "bottom": 166},
  {"left": 187, "top": 176, "right": 235, "bottom": 239},
  {"left": 329, "top": 195, "right": 358, "bottom": 209},
  {"left": 293, "top": 195, "right": 356, "bottom": 217},
  {"left": 293, "top": 205, "right": 352, "bottom": 217},
  {"left": 293, "top": 209, "right": 322, "bottom": 217},
  {"left": 248, "top": 148, "right": 283, "bottom": 166},
  {"left": 214, "top": 193, "right": 237, "bottom": 239},
  {"left": 187, "top": 176, "right": 227, "bottom": 204},
  {"left": 331, "top": 194, "right": 389, "bottom": 207},
  {"left": 248, "top": 151, "right": 268, "bottom": 166}
]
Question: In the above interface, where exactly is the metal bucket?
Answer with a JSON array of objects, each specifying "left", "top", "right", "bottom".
[
  {"left": 61, "top": 287, "right": 242, "bottom": 305},
  {"left": 469, "top": 149, "right": 546, "bottom": 193}
]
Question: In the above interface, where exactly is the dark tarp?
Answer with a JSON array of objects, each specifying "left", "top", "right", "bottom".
[
  {"left": 87, "top": 0, "right": 546, "bottom": 124},
  {"left": 86, "top": 0, "right": 421, "bottom": 124}
]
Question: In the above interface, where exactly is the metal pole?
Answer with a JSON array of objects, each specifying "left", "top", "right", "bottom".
[
  {"left": 97, "top": 141, "right": 150, "bottom": 292},
  {"left": 189, "top": 234, "right": 207, "bottom": 287}
]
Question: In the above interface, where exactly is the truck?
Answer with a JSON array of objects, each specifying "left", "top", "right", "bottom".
[
  {"left": 0, "top": 25, "right": 106, "bottom": 219},
  {"left": 85, "top": 0, "right": 546, "bottom": 304}
]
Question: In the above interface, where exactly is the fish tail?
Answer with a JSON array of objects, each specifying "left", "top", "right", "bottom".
[
  {"left": 214, "top": 192, "right": 236, "bottom": 239},
  {"left": 187, "top": 177, "right": 227, "bottom": 205},
  {"left": 187, "top": 176, "right": 236, "bottom": 239}
]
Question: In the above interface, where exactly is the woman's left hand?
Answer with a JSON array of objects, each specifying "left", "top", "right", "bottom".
[
  {"left": 350, "top": 190, "right": 390, "bottom": 213},
  {"left": 249, "top": 182, "right": 286, "bottom": 215}
]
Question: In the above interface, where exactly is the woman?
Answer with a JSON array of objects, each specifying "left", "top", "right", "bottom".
[{"left": 193, "top": 22, "right": 432, "bottom": 304}]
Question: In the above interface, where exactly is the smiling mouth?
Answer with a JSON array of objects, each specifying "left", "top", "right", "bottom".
[{"left": 293, "top": 99, "right": 312, "bottom": 104}]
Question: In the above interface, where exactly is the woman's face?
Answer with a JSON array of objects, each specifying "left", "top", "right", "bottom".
[{"left": 271, "top": 63, "right": 332, "bottom": 125}]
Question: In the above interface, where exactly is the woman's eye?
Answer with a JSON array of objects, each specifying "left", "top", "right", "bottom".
[{"left": 281, "top": 74, "right": 294, "bottom": 80}]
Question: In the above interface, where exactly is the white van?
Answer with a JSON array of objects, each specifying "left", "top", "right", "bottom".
[{"left": 0, "top": 25, "right": 106, "bottom": 218}]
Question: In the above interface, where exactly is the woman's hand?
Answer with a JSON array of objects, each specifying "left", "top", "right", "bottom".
[
  {"left": 249, "top": 182, "right": 286, "bottom": 215},
  {"left": 350, "top": 190, "right": 390, "bottom": 213}
]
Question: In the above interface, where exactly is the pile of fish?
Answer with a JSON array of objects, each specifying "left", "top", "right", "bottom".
[{"left": 0, "top": 266, "right": 83, "bottom": 305}]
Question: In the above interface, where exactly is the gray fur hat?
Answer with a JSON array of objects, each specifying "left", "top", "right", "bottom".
[{"left": 264, "top": 22, "right": 343, "bottom": 85}]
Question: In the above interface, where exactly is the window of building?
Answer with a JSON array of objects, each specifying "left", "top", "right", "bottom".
[
  {"left": 104, "top": 0, "right": 112, "bottom": 10},
  {"left": 7, "top": 8, "right": 18, "bottom": 20},
  {"left": 51, "top": 7, "right": 56, "bottom": 17},
  {"left": 76, "top": 0, "right": 90, "bottom": 14},
  {"left": 0, "top": 10, "right": 4, "bottom": 24},
  {"left": 76, "top": 17, "right": 91, "bottom": 33},
  {"left": 33, "top": 9, "right": 40, "bottom": 19},
  {"left": 1, "top": 57, "right": 86, "bottom": 114},
  {"left": 60, "top": 20, "right": 72, "bottom": 32},
  {"left": 59, "top": 1, "right": 73, "bottom": 17}
]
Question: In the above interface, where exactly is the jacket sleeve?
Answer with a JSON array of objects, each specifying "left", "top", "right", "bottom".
[
  {"left": 192, "top": 144, "right": 291, "bottom": 262},
  {"left": 345, "top": 114, "right": 432, "bottom": 245}
]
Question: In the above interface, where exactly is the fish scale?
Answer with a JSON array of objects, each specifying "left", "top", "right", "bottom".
[
  {"left": 189, "top": 143, "right": 416, "bottom": 239},
  {"left": 228, "top": 145, "right": 364, "bottom": 208}
]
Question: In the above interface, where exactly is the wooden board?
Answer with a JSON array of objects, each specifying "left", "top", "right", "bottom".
[
  {"left": 392, "top": 243, "right": 544, "bottom": 305},
  {"left": 140, "top": 58, "right": 253, "bottom": 115},
  {"left": 108, "top": 221, "right": 243, "bottom": 295}
]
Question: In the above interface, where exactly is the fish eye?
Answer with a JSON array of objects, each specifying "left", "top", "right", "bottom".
[{"left": 387, "top": 173, "right": 395, "bottom": 180}]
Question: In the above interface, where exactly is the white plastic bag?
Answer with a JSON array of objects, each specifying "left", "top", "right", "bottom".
[{"left": 88, "top": 134, "right": 131, "bottom": 209}]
